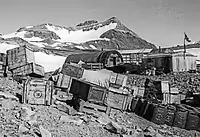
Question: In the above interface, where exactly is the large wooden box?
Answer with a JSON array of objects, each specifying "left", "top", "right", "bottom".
[
  {"left": 87, "top": 86, "right": 108, "bottom": 104},
  {"left": 106, "top": 90, "right": 129, "bottom": 110},
  {"left": 23, "top": 78, "right": 54, "bottom": 105},
  {"left": 12, "top": 62, "right": 45, "bottom": 77},
  {"left": 151, "top": 104, "right": 167, "bottom": 125},
  {"left": 173, "top": 106, "right": 188, "bottom": 129},
  {"left": 61, "top": 63, "right": 84, "bottom": 79},
  {"left": 143, "top": 102, "right": 156, "bottom": 121},
  {"left": 164, "top": 105, "right": 176, "bottom": 126},
  {"left": 0, "top": 53, "right": 6, "bottom": 66},
  {"left": 145, "top": 78, "right": 170, "bottom": 94},
  {"left": 56, "top": 73, "right": 72, "bottom": 89},
  {"left": 186, "top": 110, "right": 200, "bottom": 130},
  {"left": 69, "top": 79, "right": 107, "bottom": 103},
  {"left": 163, "top": 93, "right": 180, "bottom": 104},
  {"left": 69, "top": 79, "right": 91, "bottom": 101},
  {"left": 7, "top": 46, "right": 35, "bottom": 70},
  {"left": 109, "top": 73, "right": 127, "bottom": 89}
]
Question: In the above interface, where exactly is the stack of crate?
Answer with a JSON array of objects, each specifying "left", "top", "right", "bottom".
[
  {"left": 0, "top": 53, "right": 6, "bottom": 77},
  {"left": 106, "top": 72, "right": 132, "bottom": 111},
  {"left": 7, "top": 46, "right": 45, "bottom": 77},
  {"left": 55, "top": 63, "right": 84, "bottom": 92}
]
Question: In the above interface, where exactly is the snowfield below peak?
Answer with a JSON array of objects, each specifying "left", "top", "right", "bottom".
[{"left": 46, "top": 22, "right": 117, "bottom": 43}]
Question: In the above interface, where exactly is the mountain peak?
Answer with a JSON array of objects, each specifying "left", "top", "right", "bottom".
[
  {"left": 76, "top": 20, "right": 98, "bottom": 27},
  {"left": 107, "top": 16, "right": 120, "bottom": 23},
  {"left": 1, "top": 17, "right": 156, "bottom": 53}
]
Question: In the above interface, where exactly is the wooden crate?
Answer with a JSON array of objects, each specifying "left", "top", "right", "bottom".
[
  {"left": 7, "top": 46, "right": 35, "bottom": 70},
  {"left": 145, "top": 79, "right": 170, "bottom": 94},
  {"left": 163, "top": 93, "right": 180, "bottom": 104},
  {"left": 23, "top": 78, "right": 54, "bottom": 105},
  {"left": 109, "top": 73, "right": 127, "bottom": 89},
  {"left": 69, "top": 79, "right": 91, "bottom": 101},
  {"left": 161, "top": 81, "right": 170, "bottom": 93},
  {"left": 137, "top": 87, "right": 145, "bottom": 97},
  {"left": 12, "top": 62, "right": 45, "bottom": 77},
  {"left": 186, "top": 110, "right": 200, "bottom": 130},
  {"left": 56, "top": 73, "right": 72, "bottom": 89},
  {"left": 173, "top": 106, "right": 188, "bottom": 129},
  {"left": 80, "top": 101, "right": 111, "bottom": 115},
  {"left": 82, "top": 63, "right": 104, "bottom": 70},
  {"left": 164, "top": 105, "right": 176, "bottom": 126},
  {"left": 87, "top": 85, "right": 108, "bottom": 104},
  {"left": 69, "top": 78, "right": 108, "bottom": 104},
  {"left": 0, "top": 53, "right": 6, "bottom": 66},
  {"left": 106, "top": 90, "right": 129, "bottom": 110},
  {"left": 61, "top": 63, "right": 84, "bottom": 79},
  {"left": 151, "top": 104, "right": 167, "bottom": 125}
]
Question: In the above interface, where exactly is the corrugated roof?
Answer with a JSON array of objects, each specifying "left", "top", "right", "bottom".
[
  {"left": 143, "top": 53, "right": 172, "bottom": 58},
  {"left": 65, "top": 50, "right": 123, "bottom": 64},
  {"left": 65, "top": 52, "right": 101, "bottom": 63},
  {"left": 173, "top": 51, "right": 197, "bottom": 57},
  {"left": 118, "top": 49, "right": 152, "bottom": 54}
]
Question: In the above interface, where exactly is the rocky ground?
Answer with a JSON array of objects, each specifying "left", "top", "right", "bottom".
[
  {"left": 127, "top": 72, "right": 200, "bottom": 94},
  {"left": 0, "top": 74, "right": 200, "bottom": 137}
]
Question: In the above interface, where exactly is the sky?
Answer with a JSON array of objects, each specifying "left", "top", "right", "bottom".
[{"left": 0, "top": 0, "right": 200, "bottom": 47}]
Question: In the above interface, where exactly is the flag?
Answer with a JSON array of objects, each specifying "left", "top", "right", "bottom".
[{"left": 184, "top": 32, "right": 191, "bottom": 42}]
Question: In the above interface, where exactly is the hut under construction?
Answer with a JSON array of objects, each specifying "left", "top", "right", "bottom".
[{"left": 142, "top": 51, "right": 197, "bottom": 74}]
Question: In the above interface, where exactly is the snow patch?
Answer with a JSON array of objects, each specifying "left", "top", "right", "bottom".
[
  {"left": 75, "top": 46, "right": 85, "bottom": 50},
  {"left": 24, "top": 37, "right": 44, "bottom": 41},
  {"left": 89, "top": 44, "right": 97, "bottom": 49},
  {"left": 34, "top": 52, "right": 66, "bottom": 72},
  {"left": 26, "top": 26, "right": 33, "bottom": 29},
  {"left": 46, "top": 22, "right": 117, "bottom": 43},
  {"left": 0, "top": 43, "right": 19, "bottom": 53},
  {"left": 2, "top": 31, "right": 26, "bottom": 39},
  {"left": 45, "top": 24, "right": 70, "bottom": 41},
  {"left": 28, "top": 41, "right": 46, "bottom": 47}
]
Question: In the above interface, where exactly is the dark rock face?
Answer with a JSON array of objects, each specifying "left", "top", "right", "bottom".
[
  {"left": 100, "top": 29, "right": 156, "bottom": 50},
  {"left": 76, "top": 20, "right": 98, "bottom": 27},
  {"left": 24, "top": 30, "right": 60, "bottom": 40}
]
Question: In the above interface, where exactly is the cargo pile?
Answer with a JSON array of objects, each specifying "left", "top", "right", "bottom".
[
  {"left": 7, "top": 45, "right": 45, "bottom": 77},
  {"left": 130, "top": 97, "right": 200, "bottom": 132},
  {"left": 0, "top": 46, "right": 200, "bottom": 136}
]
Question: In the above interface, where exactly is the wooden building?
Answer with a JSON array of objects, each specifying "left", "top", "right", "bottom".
[
  {"left": 65, "top": 50, "right": 123, "bottom": 68},
  {"left": 118, "top": 49, "right": 152, "bottom": 64},
  {"left": 142, "top": 51, "right": 197, "bottom": 73}
]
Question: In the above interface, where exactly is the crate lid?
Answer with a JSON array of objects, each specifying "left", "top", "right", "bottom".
[{"left": 170, "top": 88, "right": 179, "bottom": 94}]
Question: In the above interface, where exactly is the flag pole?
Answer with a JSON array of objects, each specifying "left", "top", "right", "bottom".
[
  {"left": 184, "top": 33, "right": 186, "bottom": 59},
  {"left": 183, "top": 32, "right": 186, "bottom": 71}
]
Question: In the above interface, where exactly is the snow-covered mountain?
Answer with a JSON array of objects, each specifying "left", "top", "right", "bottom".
[
  {"left": 0, "top": 17, "right": 156, "bottom": 53},
  {"left": 0, "top": 17, "right": 156, "bottom": 72}
]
